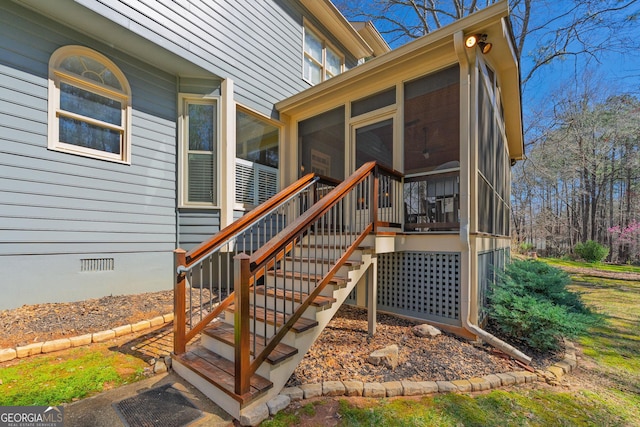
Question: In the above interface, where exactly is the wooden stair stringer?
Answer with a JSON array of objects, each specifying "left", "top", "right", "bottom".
[{"left": 237, "top": 245, "right": 376, "bottom": 417}]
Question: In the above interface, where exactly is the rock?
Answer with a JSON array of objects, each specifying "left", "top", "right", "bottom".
[
  {"left": 556, "top": 360, "right": 573, "bottom": 374},
  {"left": 164, "top": 356, "right": 172, "bottom": 370},
  {"left": 510, "top": 371, "right": 528, "bottom": 384},
  {"left": 417, "top": 381, "right": 439, "bottom": 394},
  {"left": 150, "top": 316, "right": 165, "bottom": 327},
  {"left": 436, "top": 381, "right": 457, "bottom": 393},
  {"left": 322, "top": 381, "right": 345, "bottom": 396},
  {"left": 92, "top": 330, "right": 115, "bottom": 343},
  {"left": 131, "top": 320, "right": 151, "bottom": 332},
  {"left": 412, "top": 324, "right": 441, "bottom": 338},
  {"left": 267, "top": 395, "right": 290, "bottom": 415},
  {"left": 41, "top": 338, "right": 71, "bottom": 353},
  {"left": 482, "top": 374, "right": 502, "bottom": 389},
  {"left": 112, "top": 325, "right": 132, "bottom": 337},
  {"left": 153, "top": 360, "right": 167, "bottom": 374},
  {"left": 70, "top": 334, "right": 92, "bottom": 347},
  {"left": 300, "top": 383, "right": 322, "bottom": 399},
  {"left": 280, "top": 387, "right": 304, "bottom": 402},
  {"left": 16, "top": 342, "right": 43, "bottom": 358},
  {"left": 468, "top": 377, "right": 491, "bottom": 392},
  {"left": 367, "top": 344, "right": 399, "bottom": 369},
  {"left": 363, "top": 382, "right": 386, "bottom": 398},
  {"left": 496, "top": 373, "right": 516, "bottom": 386},
  {"left": 383, "top": 381, "right": 403, "bottom": 397},
  {"left": 451, "top": 379, "right": 472, "bottom": 392},
  {"left": 0, "top": 348, "right": 17, "bottom": 362},
  {"left": 547, "top": 366, "right": 565, "bottom": 379},
  {"left": 239, "top": 403, "right": 269, "bottom": 426},
  {"left": 342, "top": 381, "right": 364, "bottom": 397}
]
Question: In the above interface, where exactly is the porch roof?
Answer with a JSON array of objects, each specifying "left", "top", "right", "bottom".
[{"left": 277, "top": 1, "right": 524, "bottom": 161}]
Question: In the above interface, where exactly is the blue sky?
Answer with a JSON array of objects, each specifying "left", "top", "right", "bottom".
[{"left": 337, "top": 1, "right": 640, "bottom": 136}]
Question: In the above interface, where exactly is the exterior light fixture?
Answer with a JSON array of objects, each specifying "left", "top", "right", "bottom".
[
  {"left": 465, "top": 34, "right": 492, "bottom": 54},
  {"left": 465, "top": 34, "right": 479, "bottom": 48}
]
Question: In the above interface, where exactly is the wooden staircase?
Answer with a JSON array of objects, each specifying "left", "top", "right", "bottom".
[
  {"left": 173, "top": 239, "right": 375, "bottom": 418},
  {"left": 171, "top": 163, "right": 403, "bottom": 421}
]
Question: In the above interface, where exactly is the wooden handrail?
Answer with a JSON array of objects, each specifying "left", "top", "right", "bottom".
[
  {"left": 249, "top": 161, "right": 378, "bottom": 270},
  {"left": 185, "top": 173, "right": 318, "bottom": 264}
]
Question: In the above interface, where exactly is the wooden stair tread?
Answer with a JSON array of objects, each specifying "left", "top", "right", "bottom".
[
  {"left": 267, "top": 269, "right": 349, "bottom": 285},
  {"left": 284, "top": 256, "right": 363, "bottom": 268},
  {"left": 226, "top": 304, "right": 318, "bottom": 333},
  {"left": 203, "top": 323, "right": 298, "bottom": 365},
  {"left": 253, "top": 285, "right": 336, "bottom": 307},
  {"left": 174, "top": 346, "right": 272, "bottom": 405}
]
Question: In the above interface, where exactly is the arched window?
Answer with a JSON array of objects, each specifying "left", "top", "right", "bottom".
[{"left": 48, "top": 46, "right": 131, "bottom": 163}]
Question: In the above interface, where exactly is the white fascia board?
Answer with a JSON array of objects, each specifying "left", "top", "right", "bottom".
[{"left": 300, "top": 0, "right": 373, "bottom": 59}]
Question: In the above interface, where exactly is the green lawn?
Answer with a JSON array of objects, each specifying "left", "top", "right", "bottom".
[
  {"left": 266, "top": 259, "right": 640, "bottom": 426},
  {"left": 542, "top": 257, "right": 640, "bottom": 275},
  {"left": 0, "top": 345, "right": 147, "bottom": 406}
]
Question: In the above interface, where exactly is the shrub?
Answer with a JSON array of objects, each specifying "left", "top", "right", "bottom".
[
  {"left": 488, "top": 260, "right": 599, "bottom": 352},
  {"left": 573, "top": 240, "right": 609, "bottom": 263},
  {"left": 517, "top": 242, "right": 535, "bottom": 254}
]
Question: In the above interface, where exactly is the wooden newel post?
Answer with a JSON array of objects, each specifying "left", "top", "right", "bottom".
[
  {"left": 372, "top": 166, "right": 379, "bottom": 232},
  {"left": 174, "top": 248, "right": 187, "bottom": 355},
  {"left": 234, "top": 253, "right": 251, "bottom": 396}
]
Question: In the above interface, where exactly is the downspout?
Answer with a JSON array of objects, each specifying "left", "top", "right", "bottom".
[{"left": 453, "top": 31, "right": 532, "bottom": 365}]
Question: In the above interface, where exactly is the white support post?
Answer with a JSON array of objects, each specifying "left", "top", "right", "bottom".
[
  {"left": 220, "top": 78, "right": 235, "bottom": 229},
  {"left": 367, "top": 259, "right": 377, "bottom": 336}
]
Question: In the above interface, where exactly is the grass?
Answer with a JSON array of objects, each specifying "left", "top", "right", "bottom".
[
  {"left": 335, "top": 389, "right": 626, "bottom": 426},
  {"left": 0, "top": 345, "right": 147, "bottom": 406},
  {"left": 262, "top": 258, "right": 640, "bottom": 426},
  {"left": 542, "top": 257, "right": 640, "bottom": 274}
]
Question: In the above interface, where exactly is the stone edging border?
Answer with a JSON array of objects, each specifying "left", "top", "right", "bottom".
[
  {"left": 239, "top": 340, "right": 579, "bottom": 426},
  {"left": 0, "top": 313, "right": 174, "bottom": 363}
]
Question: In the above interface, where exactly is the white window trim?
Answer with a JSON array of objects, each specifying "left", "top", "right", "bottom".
[
  {"left": 48, "top": 45, "right": 132, "bottom": 164},
  {"left": 303, "top": 20, "right": 345, "bottom": 85},
  {"left": 178, "top": 93, "right": 221, "bottom": 209}
]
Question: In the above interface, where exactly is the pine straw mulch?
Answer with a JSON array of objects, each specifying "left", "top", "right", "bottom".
[
  {"left": 0, "top": 291, "right": 174, "bottom": 348},
  {"left": 285, "top": 305, "right": 559, "bottom": 386}
]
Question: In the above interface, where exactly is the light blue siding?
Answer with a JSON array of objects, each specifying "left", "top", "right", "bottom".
[
  {"left": 73, "top": 0, "right": 359, "bottom": 117},
  {"left": 178, "top": 210, "right": 222, "bottom": 251},
  {"left": 0, "top": 3, "right": 178, "bottom": 307}
]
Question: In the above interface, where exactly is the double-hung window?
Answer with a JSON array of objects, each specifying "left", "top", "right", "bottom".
[
  {"left": 303, "top": 24, "right": 344, "bottom": 85},
  {"left": 179, "top": 96, "right": 219, "bottom": 207},
  {"left": 48, "top": 46, "right": 131, "bottom": 163}
]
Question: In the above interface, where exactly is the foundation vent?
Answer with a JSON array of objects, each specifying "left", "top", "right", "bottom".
[{"left": 81, "top": 258, "right": 115, "bottom": 272}]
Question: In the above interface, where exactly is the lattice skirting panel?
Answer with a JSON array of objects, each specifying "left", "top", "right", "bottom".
[{"left": 376, "top": 252, "right": 461, "bottom": 326}]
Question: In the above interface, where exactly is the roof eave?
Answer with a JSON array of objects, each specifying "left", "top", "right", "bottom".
[
  {"left": 278, "top": 1, "right": 510, "bottom": 113},
  {"left": 300, "top": 0, "right": 373, "bottom": 59},
  {"left": 351, "top": 21, "right": 391, "bottom": 56}
]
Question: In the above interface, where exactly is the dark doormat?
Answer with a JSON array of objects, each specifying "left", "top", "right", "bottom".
[{"left": 113, "top": 383, "right": 203, "bottom": 427}]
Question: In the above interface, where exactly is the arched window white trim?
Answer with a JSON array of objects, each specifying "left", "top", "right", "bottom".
[{"left": 48, "top": 45, "right": 132, "bottom": 163}]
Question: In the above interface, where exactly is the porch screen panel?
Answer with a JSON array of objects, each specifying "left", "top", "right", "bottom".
[
  {"left": 377, "top": 251, "right": 460, "bottom": 326},
  {"left": 404, "top": 65, "right": 460, "bottom": 174},
  {"left": 477, "top": 62, "right": 511, "bottom": 236},
  {"left": 355, "top": 118, "right": 393, "bottom": 170},
  {"left": 298, "top": 106, "right": 345, "bottom": 180}
]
